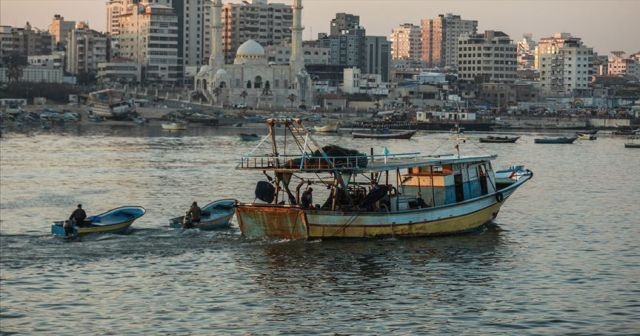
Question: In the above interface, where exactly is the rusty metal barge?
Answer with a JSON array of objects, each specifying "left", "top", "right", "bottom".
[{"left": 235, "top": 119, "right": 532, "bottom": 240}]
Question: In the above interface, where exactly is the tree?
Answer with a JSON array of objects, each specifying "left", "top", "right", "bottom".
[{"left": 5, "top": 54, "right": 27, "bottom": 83}]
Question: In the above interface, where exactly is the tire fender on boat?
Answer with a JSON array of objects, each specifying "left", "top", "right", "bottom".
[{"left": 495, "top": 192, "right": 504, "bottom": 203}]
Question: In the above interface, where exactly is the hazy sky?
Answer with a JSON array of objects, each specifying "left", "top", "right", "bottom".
[{"left": 1, "top": 0, "right": 639, "bottom": 55}]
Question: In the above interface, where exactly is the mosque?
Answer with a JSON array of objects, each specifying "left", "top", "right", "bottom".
[{"left": 194, "top": 0, "right": 313, "bottom": 109}]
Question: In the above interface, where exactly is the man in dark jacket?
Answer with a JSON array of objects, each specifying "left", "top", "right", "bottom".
[
  {"left": 66, "top": 204, "right": 87, "bottom": 235},
  {"left": 184, "top": 201, "right": 202, "bottom": 229}
]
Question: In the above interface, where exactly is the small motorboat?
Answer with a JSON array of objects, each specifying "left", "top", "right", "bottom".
[
  {"left": 494, "top": 165, "right": 532, "bottom": 188},
  {"left": 534, "top": 136, "right": 578, "bottom": 144},
  {"left": 161, "top": 122, "right": 187, "bottom": 130},
  {"left": 478, "top": 135, "right": 520, "bottom": 143},
  {"left": 577, "top": 133, "right": 597, "bottom": 140},
  {"left": 239, "top": 133, "right": 260, "bottom": 141},
  {"left": 352, "top": 129, "right": 416, "bottom": 140},
  {"left": 169, "top": 199, "right": 236, "bottom": 230},
  {"left": 51, "top": 206, "right": 146, "bottom": 237},
  {"left": 625, "top": 136, "right": 640, "bottom": 148},
  {"left": 313, "top": 123, "right": 339, "bottom": 133}
]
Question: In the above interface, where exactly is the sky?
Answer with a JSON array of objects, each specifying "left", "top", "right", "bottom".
[{"left": 1, "top": 0, "right": 639, "bottom": 55}]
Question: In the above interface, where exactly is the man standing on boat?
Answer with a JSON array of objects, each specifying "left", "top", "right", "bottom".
[
  {"left": 184, "top": 202, "right": 202, "bottom": 229},
  {"left": 301, "top": 188, "right": 313, "bottom": 209}
]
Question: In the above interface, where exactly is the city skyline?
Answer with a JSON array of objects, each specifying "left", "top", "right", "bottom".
[{"left": 1, "top": 0, "right": 639, "bottom": 55}]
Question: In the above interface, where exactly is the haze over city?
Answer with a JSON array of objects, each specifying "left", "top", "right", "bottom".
[{"left": 1, "top": 0, "right": 639, "bottom": 54}]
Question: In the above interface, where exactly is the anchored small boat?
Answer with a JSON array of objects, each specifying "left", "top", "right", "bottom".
[
  {"left": 625, "top": 136, "right": 640, "bottom": 148},
  {"left": 234, "top": 118, "right": 532, "bottom": 240},
  {"left": 239, "top": 133, "right": 260, "bottom": 141},
  {"left": 534, "top": 136, "right": 577, "bottom": 144},
  {"left": 494, "top": 165, "right": 532, "bottom": 189},
  {"left": 313, "top": 123, "right": 339, "bottom": 133},
  {"left": 161, "top": 122, "right": 187, "bottom": 130},
  {"left": 577, "top": 133, "right": 597, "bottom": 140},
  {"left": 169, "top": 199, "right": 236, "bottom": 230},
  {"left": 51, "top": 206, "right": 146, "bottom": 237},
  {"left": 352, "top": 129, "right": 416, "bottom": 140},
  {"left": 479, "top": 135, "right": 520, "bottom": 143}
]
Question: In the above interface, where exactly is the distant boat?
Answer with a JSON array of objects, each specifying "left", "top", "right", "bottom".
[
  {"left": 169, "top": 199, "right": 236, "bottom": 230},
  {"left": 534, "top": 136, "right": 578, "bottom": 144},
  {"left": 51, "top": 206, "right": 146, "bottom": 237},
  {"left": 239, "top": 133, "right": 260, "bottom": 141},
  {"left": 612, "top": 128, "right": 639, "bottom": 136},
  {"left": 577, "top": 133, "right": 597, "bottom": 140},
  {"left": 161, "top": 122, "right": 187, "bottom": 130},
  {"left": 495, "top": 165, "right": 532, "bottom": 188},
  {"left": 313, "top": 123, "right": 339, "bottom": 133},
  {"left": 352, "top": 129, "right": 416, "bottom": 140},
  {"left": 625, "top": 136, "right": 640, "bottom": 148},
  {"left": 478, "top": 135, "right": 520, "bottom": 143}
]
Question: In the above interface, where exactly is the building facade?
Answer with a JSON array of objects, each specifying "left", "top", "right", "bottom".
[
  {"left": 342, "top": 67, "right": 390, "bottom": 95},
  {"left": 265, "top": 41, "right": 329, "bottom": 65},
  {"left": 516, "top": 33, "right": 536, "bottom": 70},
  {"left": 117, "top": 2, "right": 181, "bottom": 83},
  {"left": 457, "top": 30, "right": 517, "bottom": 83},
  {"left": 48, "top": 14, "right": 75, "bottom": 48},
  {"left": 364, "top": 36, "right": 391, "bottom": 82},
  {"left": 420, "top": 13, "right": 477, "bottom": 69},
  {"left": 0, "top": 23, "right": 53, "bottom": 58},
  {"left": 221, "top": 0, "right": 293, "bottom": 64},
  {"left": 330, "top": 13, "right": 360, "bottom": 36},
  {"left": 97, "top": 60, "right": 142, "bottom": 83},
  {"left": 65, "top": 23, "right": 109, "bottom": 75},
  {"left": 535, "top": 33, "right": 594, "bottom": 96},
  {"left": 390, "top": 23, "right": 421, "bottom": 61},
  {"left": 608, "top": 51, "right": 640, "bottom": 79}
]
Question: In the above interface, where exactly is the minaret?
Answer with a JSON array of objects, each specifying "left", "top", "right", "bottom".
[
  {"left": 209, "top": 0, "right": 224, "bottom": 69},
  {"left": 289, "top": 0, "right": 304, "bottom": 74}
]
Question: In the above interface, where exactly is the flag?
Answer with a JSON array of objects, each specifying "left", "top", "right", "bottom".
[{"left": 382, "top": 146, "right": 390, "bottom": 156}]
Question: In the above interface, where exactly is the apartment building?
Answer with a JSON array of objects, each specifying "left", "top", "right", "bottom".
[
  {"left": 457, "top": 30, "right": 517, "bottom": 83},
  {"left": 117, "top": 2, "right": 181, "bottom": 83},
  {"left": 264, "top": 41, "right": 329, "bottom": 65},
  {"left": 49, "top": 15, "right": 75, "bottom": 48},
  {"left": 65, "top": 22, "right": 109, "bottom": 75},
  {"left": 535, "top": 33, "right": 594, "bottom": 96},
  {"left": 516, "top": 33, "right": 536, "bottom": 70},
  {"left": 608, "top": 51, "right": 640, "bottom": 79},
  {"left": 390, "top": 23, "right": 421, "bottom": 61},
  {"left": 221, "top": 0, "right": 293, "bottom": 64},
  {"left": 364, "top": 36, "right": 391, "bottom": 82},
  {"left": 0, "top": 23, "right": 53, "bottom": 58},
  {"left": 421, "top": 13, "right": 477, "bottom": 69}
]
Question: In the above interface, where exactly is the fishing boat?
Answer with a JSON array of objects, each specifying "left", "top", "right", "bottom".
[
  {"left": 234, "top": 118, "right": 533, "bottom": 240},
  {"left": 161, "top": 122, "right": 187, "bottom": 130},
  {"left": 352, "top": 129, "right": 416, "bottom": 140},
  {"left": 313, "top": 123, "right": 339, "bottom": 133},
  {"left": 169, "top": 199, "right": 236, "bottom": 230},
  {"left": 534, "top": 136, "right": 578, "bottom": 144},
  {"left": 494, "top": 165, "right": 532, "bottom": 189},
  {"left": 625, "top": 136, "right": 640, "bottom": 148},
  {"left": 478, "top": 135, "right": 520, "bottom": 143},
  {"left": 577, "top": 133, "right": 597, "bottom": 140},
  {"left": 239, "top": 133, "right": 260, "bottom": 141},
  {"left": 51, "top": 206, "right": 146, "bottom": 237}
]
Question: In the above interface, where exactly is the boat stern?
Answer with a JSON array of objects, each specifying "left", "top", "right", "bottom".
[{"left": 236, "top": 204, "right": 309, "bottom": 240}]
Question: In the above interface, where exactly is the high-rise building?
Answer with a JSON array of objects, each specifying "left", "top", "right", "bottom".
[
  {"left": 117, "top": 2, "right": 181, "bottom": 82},
  {"left": 106, "top": 0, "right": 128, "bottom": 36},
  {"left": 534, "top": 33, "right": 594, "bottom": 96},
  {"left": 48, "top": 14, "right": 75, "bottom": 48},
  {"left": 169, "top": 0, "right": 212, "bottom": 68},
  {"left": 517, "top": 33, "right": 537, "bottom": 70},
  {"left": 330, "top": 13, "right": 359, "bottom": 36},
  {"left": 65, "top": 22, "right": 109, "bottom": 75},
  {"left": 457, "top": 30, "right": 517, "bottom": 83},
  {"left": 420, "top": 13, "right": 477, "bottom": 69},
  {"left": 390, "top": 23, "right": 421, "bottom": 61},
  {"left": 608, "top": 52, "right": 640, "bottom": 80},
  {"left": 365, "top": 36, "right": 390, "bottom": 82},
  {"left": 221, "top": 0, "right": 293, "bottom": 64}
]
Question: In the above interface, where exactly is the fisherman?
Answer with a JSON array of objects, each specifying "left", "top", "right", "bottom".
[
  {"left": 184, "top": 201, "right": 202, "bottom": 229},
  {"left": 67, "top": 204, "right": 87, "bottom": 235},
  {"left": 301, "top": 187, "right": 313, "bottom": 209}
]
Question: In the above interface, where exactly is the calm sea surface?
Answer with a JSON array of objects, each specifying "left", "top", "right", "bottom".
[{"left": 1, "top": 127, "right": 639, "bottom": 335}]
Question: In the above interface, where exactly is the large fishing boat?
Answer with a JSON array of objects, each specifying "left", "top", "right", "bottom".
[{"left": 234, "top": 119, "right": 532, "bottom": 240}]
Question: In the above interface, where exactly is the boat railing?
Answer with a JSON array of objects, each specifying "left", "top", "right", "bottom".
[{"left": 238, "top": 152, "right": 422, "bottom": 171}]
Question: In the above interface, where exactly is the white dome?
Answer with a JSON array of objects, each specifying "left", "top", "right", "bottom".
[
  {"left": 197, "top": 65, "right": 211, "bottom": 76},
  {"left": 236, "top": 39, "right": 265, "bottom": 56}
]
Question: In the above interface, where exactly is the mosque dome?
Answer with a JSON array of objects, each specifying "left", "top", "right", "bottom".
[
  {"left": 234, "top": 39, "right": 267, "bottom": 65},
  {"left": 197, "top": 65, "right": 212, "bottom": 76}
]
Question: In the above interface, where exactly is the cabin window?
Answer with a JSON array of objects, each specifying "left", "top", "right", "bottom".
[
  {"left": 454, "top": 173, "right": 464, "bottom": 202},
  {"left": 478, "top": 165, "right": 488, "bottom": 195}
]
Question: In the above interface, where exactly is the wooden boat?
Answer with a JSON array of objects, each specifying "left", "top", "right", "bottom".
[
  {"left": 313, "top": 123, "right": 339, "bottom": 133},
  {"left": 577, "top": 133, "right": 597, "bottom": 140},
  {"left": 51, "top": 206, "right": 146, "bottom": 237},
  {"left": 478, "top": 135, "right": 520, "bottom": 143},
  {"left": 352, "top": 129, "right": 416, "bottom": 140},
  {"left": 239, "top": 133, "right": 260, "bottom": 141},
  {"left": 169, "top": 199, "right": 236, "bottom": 230},
  {"left": 534, "top": 136, "right": 577, "bottom": 144},
  {"left": 161, "top": 122, "right": 187, "bottom": 130},
  {"left": 234, "top": 118, "right": 532, "bottom": 240},
  {"left": 494, "top": 165, "right": 532, "bottom": 189}
]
